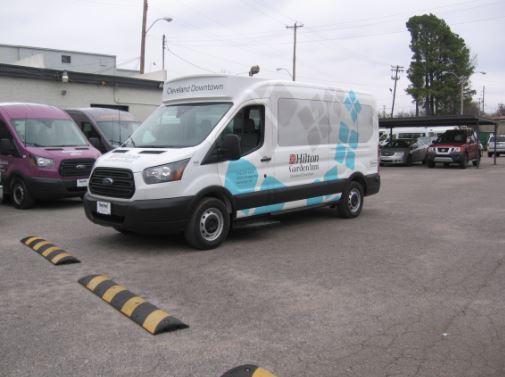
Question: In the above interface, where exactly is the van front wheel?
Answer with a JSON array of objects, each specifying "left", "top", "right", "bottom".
[
  {"left": 185, "top": 198, "right": 230, "bottom": 250},
  {"left": 11, "top": 178, "right": 35, "bottom": 209},
  {"left": 337, "top": 181, "right": 364, "bottom": 219}
]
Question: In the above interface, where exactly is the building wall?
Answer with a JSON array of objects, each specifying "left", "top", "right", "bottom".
[
  {"left": 0, "top": 76, "right": 162, "bottom": 121},
  {"left": 0, "top": 45, "right": 116, "bottom": 75}
]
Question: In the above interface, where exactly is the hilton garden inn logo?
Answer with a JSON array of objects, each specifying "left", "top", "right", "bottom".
[{"left": 289, "top": 153, "right": 320, "bottom": 175}]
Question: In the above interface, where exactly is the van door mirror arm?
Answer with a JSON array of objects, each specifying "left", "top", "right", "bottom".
[{"left": 0, "top": 138, "right": 19, "bottom": 157}]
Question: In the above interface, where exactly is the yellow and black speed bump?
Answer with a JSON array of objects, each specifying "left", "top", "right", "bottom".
[
  {"left": 78, "top": 274, "right": 188, "bottom": 335},
  {"left": 221, "top": 365, "right": 277, "bottom": 377},
  {"left": 20, "top": 236, "right": 80, "bottom": 265}
]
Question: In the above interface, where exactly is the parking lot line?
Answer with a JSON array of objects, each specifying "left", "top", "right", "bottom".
[{"left": 78, "top": 274, "right": 189, "bottom": 335}]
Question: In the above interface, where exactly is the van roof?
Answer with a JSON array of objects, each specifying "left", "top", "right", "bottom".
[
  {"left": 0, "top": 102, "right": 70, "bottom": 119},
  {"left": 65, "top": 107, "right": 137, "bottom": 121},
  {"left": 162, "top": 74, "right": 374, "bottom": 105}
]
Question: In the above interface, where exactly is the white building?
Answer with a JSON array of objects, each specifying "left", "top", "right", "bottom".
[{"left": 0, "top": 44, "right": 165, "bottom": 120}]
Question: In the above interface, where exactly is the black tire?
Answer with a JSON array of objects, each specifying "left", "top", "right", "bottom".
[
  {"left": 113, "top": 227, "right": 132, "bottom": 235},
  {"left": 11, "top": 178, "right": 35, "bottom": 209},
  {"left": 428, "top": 161, "right": 435, "bottom": 168},
  {"left": 488, "top": 152, "right": 492, "bottom": 158},
  {"left": 184, "top": 197, "right": 230, "bottom": 250},
  {"left": 337, "top": 181, "right": 364, "bottom": 219},
  {"left": 472, "top": 155, "right": 480, "bottom": 168},
  {"left": 460, "top": 154, "right": 468, "bottom": 169}
]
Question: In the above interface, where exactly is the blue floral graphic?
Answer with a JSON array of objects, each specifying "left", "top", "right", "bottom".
[{"left": 343, "top": 90, "right": 362, "bottom": 123}]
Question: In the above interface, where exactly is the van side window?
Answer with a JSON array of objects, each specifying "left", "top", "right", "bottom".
[
  {"left": 81, "top": 122, "right": 100, "bottom": 139},
  {"left": 278, "top": 98, "right": 329, "bottom": 146},
  {"left": 220, "top": 105, "right": 264, "bottom": 156}
]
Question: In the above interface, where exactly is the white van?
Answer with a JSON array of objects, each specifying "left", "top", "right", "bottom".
[{"left": 83, "top": 75, "right": 380, "bottom": 249}]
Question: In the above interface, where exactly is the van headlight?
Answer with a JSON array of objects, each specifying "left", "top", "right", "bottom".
[
  {"left": 30, "top": 155, "right": 54, "bottom": 168},
  {"left": 143, "top": 159, "right": 189, "bottom": 184}
]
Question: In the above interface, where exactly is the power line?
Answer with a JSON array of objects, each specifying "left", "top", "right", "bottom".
[{"left": 166, "top": 48, "right": 216, "bottom": 73}]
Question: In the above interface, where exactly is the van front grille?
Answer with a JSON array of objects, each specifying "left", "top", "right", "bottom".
[
  {"left": 89, "top": 168, "right": 135, "bottom": 199},
  {"left": 59, "top": 159, "right": 95, "bottom": 177}
]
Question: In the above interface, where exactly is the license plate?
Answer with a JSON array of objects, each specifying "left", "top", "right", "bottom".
[
  {"left": 77, "top": 178, "right": 89, "bottom": 187},
  {"left": 97, "top": 201, "right": 111, "bottom": 215}
]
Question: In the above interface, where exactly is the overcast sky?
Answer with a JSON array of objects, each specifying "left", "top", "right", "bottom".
[{"left": 2, "top": 0, "right": 504, "bottom": 114}]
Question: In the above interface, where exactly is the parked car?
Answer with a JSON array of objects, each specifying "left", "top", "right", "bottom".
[
  {"left": 487, "top": 134, "right": 505, "bottom": 157},
  {"left": 65, "top": 108, "right": 141, "bottom": 153},
  {"left": 0, "top": 103, "right": 101, "bottom": 209},
  {"left": 380, "top": 137, "right": 429, "bottom": 165},
  {"left": 426, "top": 129, "right": 480, "bottom": 169}
]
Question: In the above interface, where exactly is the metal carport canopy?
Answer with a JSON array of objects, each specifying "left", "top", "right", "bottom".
[
  {"left": 379, "top": 115, "right": 497, "bottom": 128},
  {"left": 378, "top": 115, "right": 499, "bottom": 165}
]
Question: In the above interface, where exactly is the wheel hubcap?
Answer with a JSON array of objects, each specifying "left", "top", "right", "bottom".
[
  {"left": 13, "top": 185, "right": 24, "bottom": 205},
  {"left": 199, "top": 208, "right": 224, "bottom": 242},
  {"left": 348, "top": 189, "right": 361, "bottom": 213}
]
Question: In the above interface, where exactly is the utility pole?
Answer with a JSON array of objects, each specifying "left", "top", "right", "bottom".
[
  {"left": 162, "top": 34, "right": 166, "bottom": 71},
  {"left": 286, "top": 22, "right": 303, "bottom": 81},
  {"left": 390, "top": 65, "right": 403, "bottom": 117},
  {"left": 482, "top": 85, "right": 486, "bottom": 114},
  {"left": 139, "top": 0, "right": 148, "bottom": 74}
]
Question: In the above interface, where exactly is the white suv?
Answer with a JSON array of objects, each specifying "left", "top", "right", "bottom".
[{"left": 487, "top": 135, "right": 505, "bottom": 157}]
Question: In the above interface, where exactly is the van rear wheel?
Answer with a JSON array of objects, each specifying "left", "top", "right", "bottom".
[
  {"left": 11, "top": 178, "right": 35, "bottom": 209},
  {"left": 337, "top": 181, "right": 363, "bottom": 219},
  {"left": 185, "top": 197, "right": 230, "bottom": 250}
]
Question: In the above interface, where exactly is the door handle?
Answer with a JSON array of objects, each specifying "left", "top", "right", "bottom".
[{"left": 260, "top": 156, "right": 272, "bottom": 162}]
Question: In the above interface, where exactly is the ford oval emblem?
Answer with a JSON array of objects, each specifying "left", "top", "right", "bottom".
[{"left": 102, "top": 177, "right": 114, "bottom": 185}]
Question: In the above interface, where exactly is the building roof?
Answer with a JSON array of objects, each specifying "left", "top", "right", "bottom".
[{"left": 0, "top": 63, "right": 163, "bottom": 91}]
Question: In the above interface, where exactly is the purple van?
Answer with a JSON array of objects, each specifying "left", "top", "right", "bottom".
[{"left": 0, "top": 103, "right": 101, "bottom": 209}]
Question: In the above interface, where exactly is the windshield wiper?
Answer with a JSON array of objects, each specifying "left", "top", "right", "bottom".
[{"left": 136, "top": 145, "right": 187, "bottom": 148}]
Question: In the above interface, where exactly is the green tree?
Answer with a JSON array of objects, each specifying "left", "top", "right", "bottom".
[
  {"left": 494, "top": 103, "right": 505, "bottom": 116},
  {"left": 406, "top": 14, "right": 474, "bottom": 115}
]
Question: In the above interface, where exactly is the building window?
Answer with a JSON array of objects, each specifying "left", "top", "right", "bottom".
[{"left": 61, "top": 55, "right": 71, "bottom": 64}]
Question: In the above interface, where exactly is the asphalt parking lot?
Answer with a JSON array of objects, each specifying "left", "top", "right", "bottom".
[{"left": 1, "top": 157, "right": 505, "bottom": 377}]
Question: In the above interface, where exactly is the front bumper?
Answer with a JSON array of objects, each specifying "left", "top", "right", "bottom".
[
  {"left": 83, "top": 193, "right": 194, "bottom": 234},
  {"left": 365, "top": 173, "right": 380, "bottom": 196},
  {"left": 25, "top": 176, "right": 88, "bottom": 199},
  {"left": 380, "top": 155, "right": 406, "bottom": 165},
  {"left": 426, "top": 152, "right": 465, "bottom": 164}
]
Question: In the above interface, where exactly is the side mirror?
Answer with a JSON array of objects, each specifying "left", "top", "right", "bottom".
[
  {"left": 221, "top": 134, "right": 241, "bottom": 161},
  {"left": 88, "top": 137, "right": 103, "bottom": 150},
  {"left": 0, "top": 138, "right": 16, "bottom": 155}
]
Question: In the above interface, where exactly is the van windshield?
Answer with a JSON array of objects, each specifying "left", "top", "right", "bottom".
[
  {"left": 124, "top": 102, "right": 232, "bottom": 148},
  {"left": 11, "top": 118, "right": 88, "bottom": 147},
  {"left": 96, "top": 121, "right": 141, "bottom": 147}
]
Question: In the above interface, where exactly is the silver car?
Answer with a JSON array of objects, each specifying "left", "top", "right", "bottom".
[
  {"left": 380, "top": 137, "right": 429, "bottom": 165},
  {"left": 487, "top": 135, "right": 505, "bottom": 157}
]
